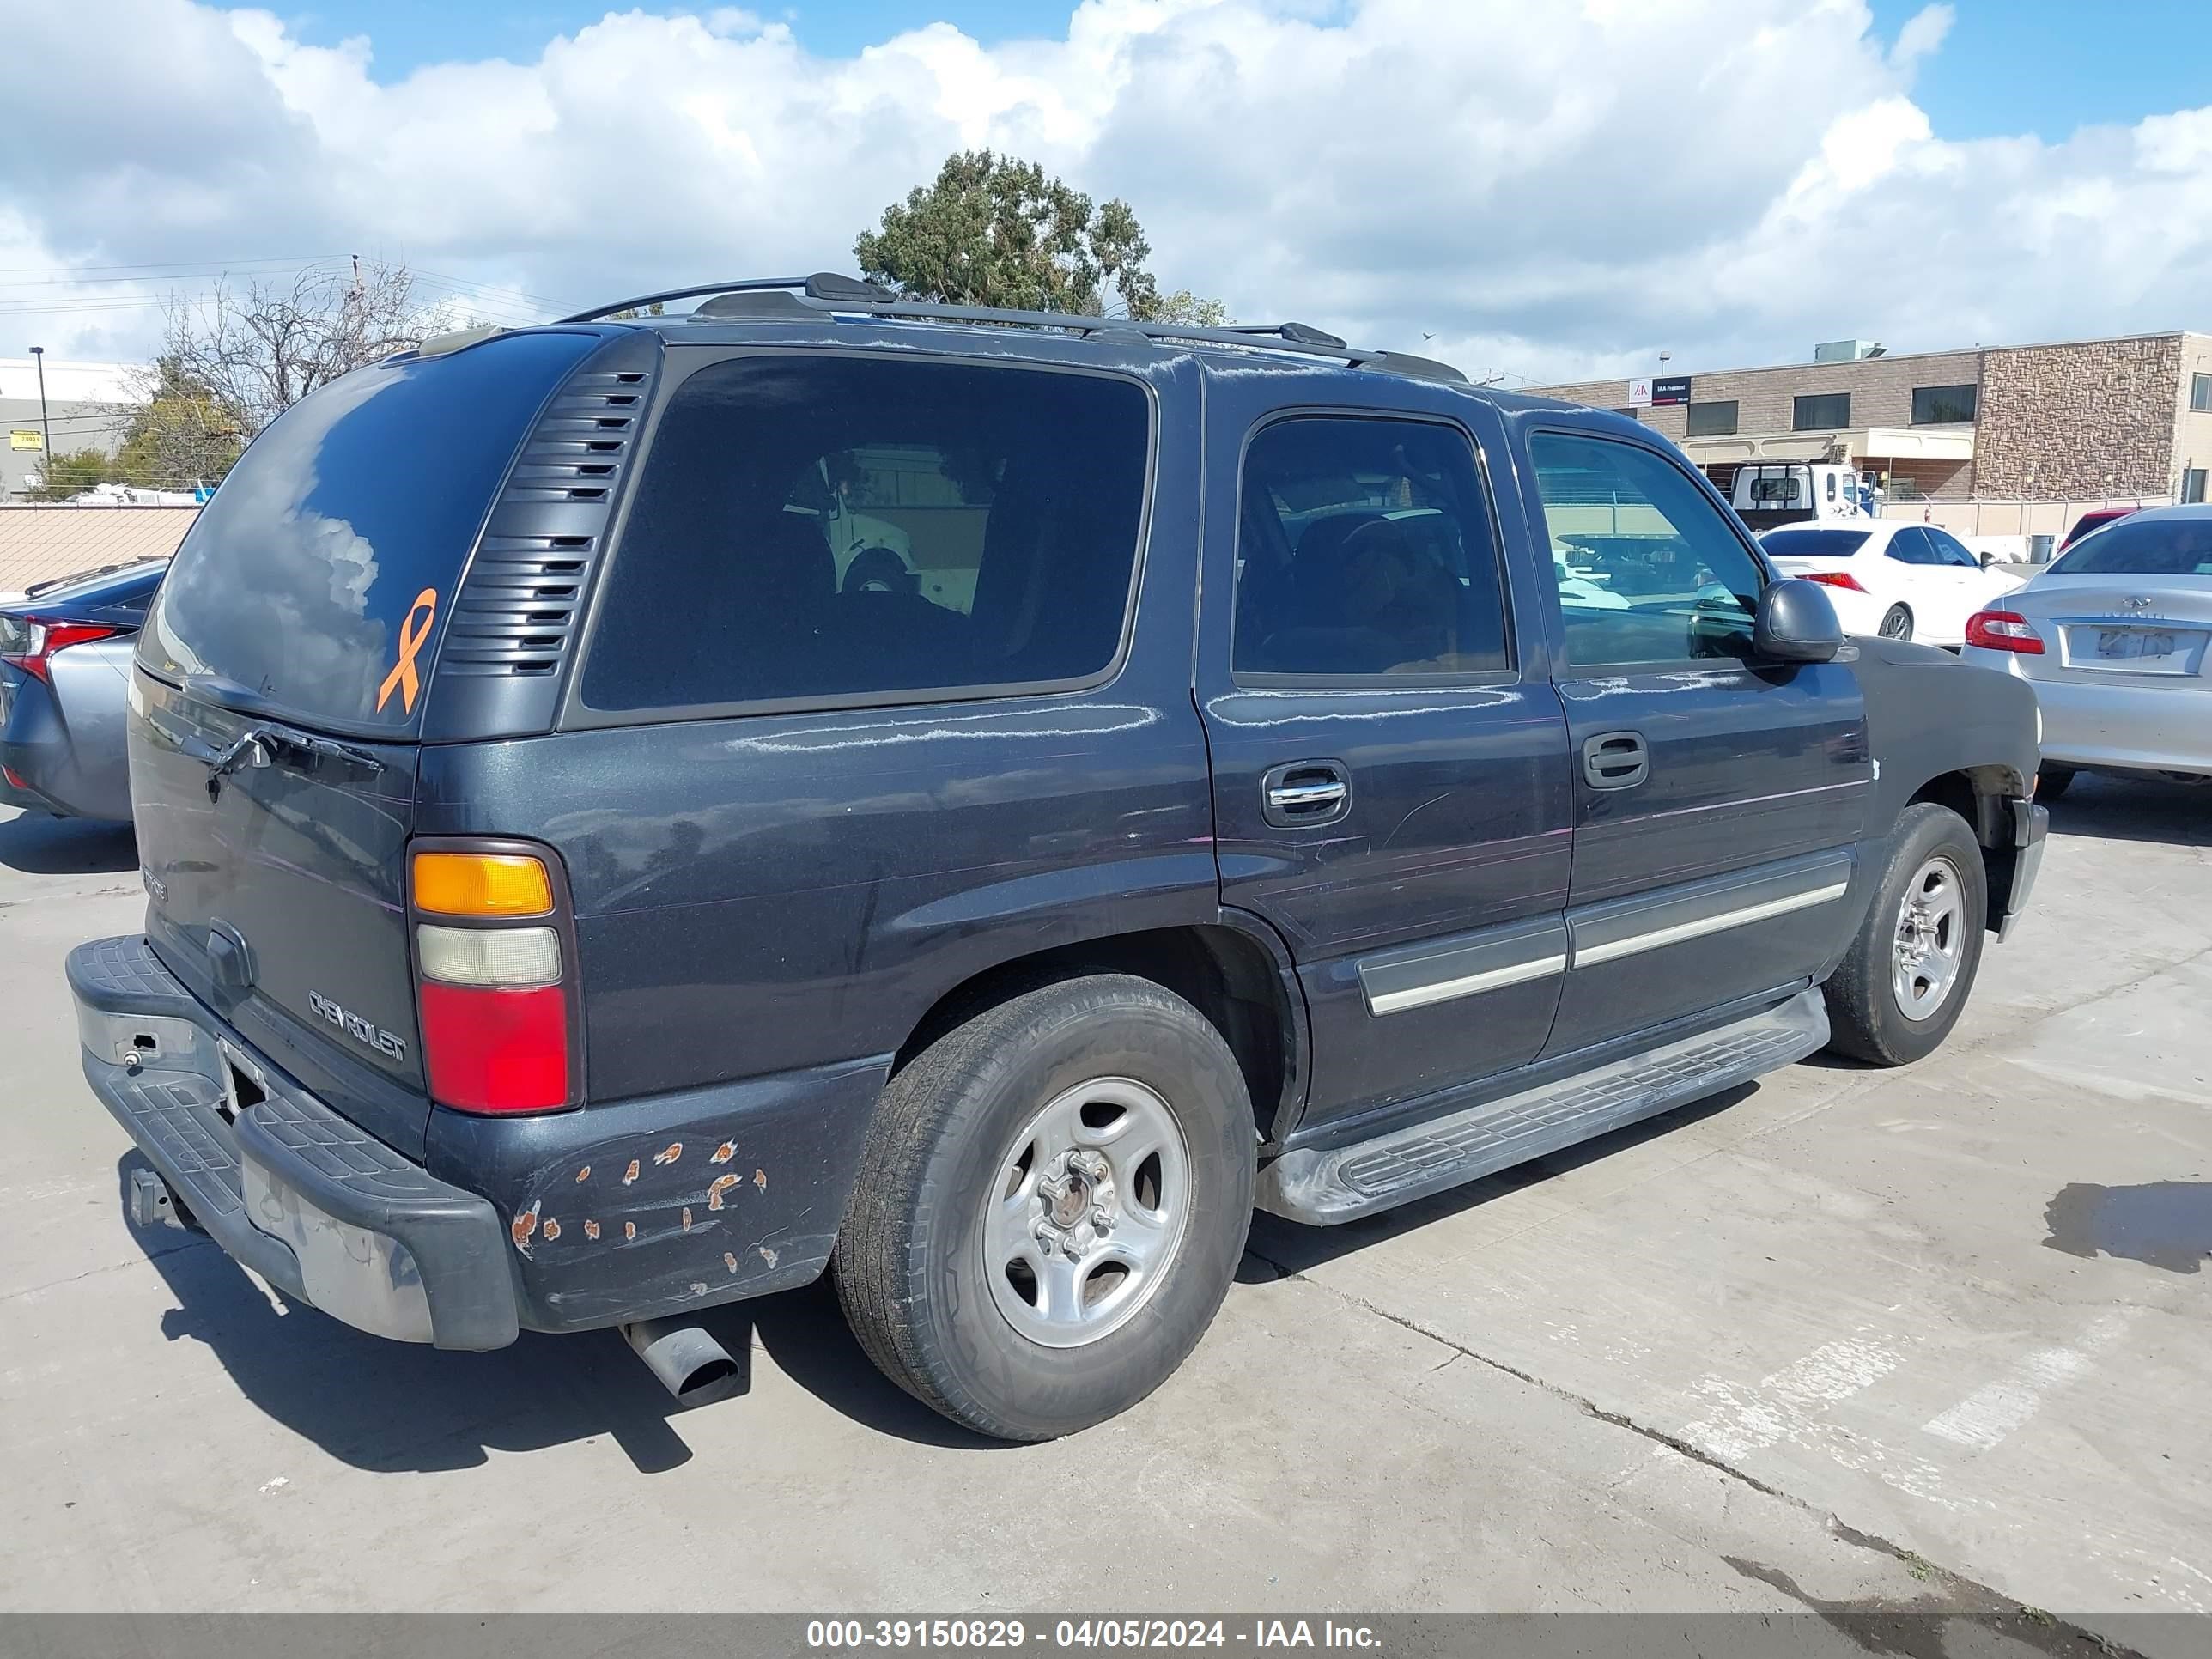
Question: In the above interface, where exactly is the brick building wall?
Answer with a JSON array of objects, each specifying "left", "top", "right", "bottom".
[
  {"left": 1972, "top": 334, "right": 2182, "bottom": 497},
  {"left": 1534, "top": 348, "right": 1986, "bottom": 447}
]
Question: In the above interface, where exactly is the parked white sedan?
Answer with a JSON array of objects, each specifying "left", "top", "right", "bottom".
[
  {"left": 1960, "top": 504, "right": 2212, "bottom": 795},
  {"left": 1759, "top": 520, "right": 2022, "bottom": 646}
]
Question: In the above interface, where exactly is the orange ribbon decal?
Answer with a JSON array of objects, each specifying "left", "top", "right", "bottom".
[{"left": 376, "top": 588, "right": 439, "bottom": 714}]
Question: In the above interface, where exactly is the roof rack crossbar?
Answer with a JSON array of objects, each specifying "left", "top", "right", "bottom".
[{"left": 557, "top": 276, "right": 1467, "bottom": 382}]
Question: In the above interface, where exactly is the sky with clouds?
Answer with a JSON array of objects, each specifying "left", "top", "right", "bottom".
[{"left": 6, "top": 0, "right": 2210, "bottom": 386}]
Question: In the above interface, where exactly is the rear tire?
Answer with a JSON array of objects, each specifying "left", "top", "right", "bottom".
[
  {"left": 1823, "top": 803, "right": 1987, "bottom": 1066},
  {"left": 836, "top": 975, "right": 1255, "bottom": 1441},
  {"left": 1878, "top": 605, "right": 1913, "bottom": 641},
  {"left": 2035, "top": 765, "right": 2076, "bottom": 801}
]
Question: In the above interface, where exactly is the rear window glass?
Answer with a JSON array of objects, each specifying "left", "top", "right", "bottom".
[
  {"left": 23, "top": 559, "right": 167, "bottom": 613},
  {"left": 140, "top": 331, "right": 599, "bottom": 730},
  {"left": 2048, "top": 516, "right": 2212, "bottom": 576},
  {"left": 579, "top": 355, "right": 1152, "bottom": 713},
  {"left": 1762, "top": 529, "right": 1871, "bottom": 557}
]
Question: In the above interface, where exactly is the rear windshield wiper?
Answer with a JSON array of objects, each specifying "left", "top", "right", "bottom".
[{"left": 183, "top": 725, "right": 385, "bottom": 801}]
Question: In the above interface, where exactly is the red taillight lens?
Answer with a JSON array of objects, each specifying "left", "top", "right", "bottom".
[
  {"left": 0, "top": 619, "right": 119, "bottom": 683},
  {"left": 418, "top": 982, "right": 569, "bottom": 1115},
  {"left": 409, "top": 841, "right": 579, "bottom": 1116},
  {"left": 1965, "top": 610, "right": 2045, "bottom": 653},
  {"left": 1802, "top": 570, "right": 1867, "bottom": 594}
]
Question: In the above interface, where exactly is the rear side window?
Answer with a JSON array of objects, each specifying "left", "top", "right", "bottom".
[
  {"left": 2048, "top": 516, "right": 2212, "bottom": 576},
  {"left": 580, "top": 356, "right": 1151, "bottom": 713},
  {"left": 142, "top": 331, "right": 599, "bottom": 731},
  {"left": 1231, "top": 416, "right": 1510, "bottom": 678}
]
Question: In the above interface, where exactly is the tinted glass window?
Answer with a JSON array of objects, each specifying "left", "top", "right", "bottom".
[
  {"left": 2048, "top": 516, "right": 2212, "bottom": 576},
  {"left": 23, "top": 559, "right": 167, "bottom": 614},
  {"left": 1686, "top": 400, "right": 1737, "bottom": 437},
  {"left": 1911, "top": 384, "right": 1978, "bottom": 424},
  {"left": 1232, "top": 417, "right": 1509, "bottom": 678},
  {"left": 2192, "top": 374, "right": 2211, "bottom": 413},
  {"left": 1762, "top": 529, "right": 1870, "bottom": 558},
  {"left": 2184, "top": 469, "right": 2208, "bottom": 505},
  {"left": 141, "top": 331, "right": 599, "bottom": 731},
  {"left": 580, "top": 356, "right": 1150, "bottom": 712},
  {"left": 1928, "top": 529, "right": 1981, "bottom": 568},
  {"left": 1531, "top": 432, "right": 1763, "bottom": 667},
  {"left": 1885, "top": 528, "right": 1938, "bottom": 565},
  {"left": 1793, "top": 392, "right": 1851, "bottom": 431}
]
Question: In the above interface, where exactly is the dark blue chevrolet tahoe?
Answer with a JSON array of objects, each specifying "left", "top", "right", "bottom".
[{"left": 70, "top": 276, "right": 2047, "bottom": 1441}]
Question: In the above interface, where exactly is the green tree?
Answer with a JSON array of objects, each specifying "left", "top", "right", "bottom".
[
  {"left": 25, "top": 448, "right": 115, "bottom": 501},
  {"left": 854, "top": 150, "right": 1224, "bottom": 324},
  {"left": 113, "top": 356, "right": 243, "bottom": 492}
]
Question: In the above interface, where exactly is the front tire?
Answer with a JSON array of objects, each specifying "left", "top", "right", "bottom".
[
  {"left": 1823, "top": 803, "right": 1987, "bottom": 1066},
  {"left": 836, "top": 975, "right": 1255, "bottom": 1441}
]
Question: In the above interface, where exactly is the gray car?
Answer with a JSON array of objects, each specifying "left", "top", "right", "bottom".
[
  {"left": 1959, "top": 504, "right": 2212, "bottom": 795},
  {"left": 0, "top": 558, "right": 167, "bottom": 822}
]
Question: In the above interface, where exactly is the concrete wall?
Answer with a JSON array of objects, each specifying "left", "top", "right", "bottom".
[
  {"left": 1967, "top": 334, "right": 2182, "bottom": 498},
  {"left": 1537, "top": 348, "right": 1986, "bottom": 445}
]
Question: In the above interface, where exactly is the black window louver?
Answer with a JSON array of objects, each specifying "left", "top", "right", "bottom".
[{"left": 440, "top": 360, "right": 658, "bottom": 681}]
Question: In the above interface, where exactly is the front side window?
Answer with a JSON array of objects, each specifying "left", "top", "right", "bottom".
[
  {"left": 580, "top": 356, "right": 1151, "bottom": 712},
  {"left": 1928, "top": 529, "right": 1982, "bottom": 568},
  {"left": 1911, "top": 384, "right": 1978, "bottom": 424},
  {"left": 1530, "top": 431, "right": 1764, "bottom": 668},
  {"left": 1232, "top": 417, "right": 1510, "bottom": 678},
  {"left": 1686, "top": 399, "right": 1738, "bottom": 437},
  {"left": 1794, "top": 392, "right": 1851, "bottom": 431}
]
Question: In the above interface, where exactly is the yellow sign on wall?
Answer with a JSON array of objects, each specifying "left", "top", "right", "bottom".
[{"left": 8, "top": 430, "right": 42, "bottom": 451}]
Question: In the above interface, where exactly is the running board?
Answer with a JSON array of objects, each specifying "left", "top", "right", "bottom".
[{"left": 1257, "top": 988, "right": 1828, "bottom": 1224}]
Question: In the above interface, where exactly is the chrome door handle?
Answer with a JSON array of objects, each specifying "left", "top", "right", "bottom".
[
  {"left": 1267, "top": 781, "right": 1347, "bottom": 811},
  {"left": 1261, "top": 761, "right": 1352, "bottom": 828}
]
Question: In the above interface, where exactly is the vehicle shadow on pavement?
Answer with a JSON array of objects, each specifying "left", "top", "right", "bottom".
[
  {"left": 0, "top": 811, "right": 136, "bottom": 874},
  {"left": 118, "top": 1154, "right": 997, "bottom": 1473},
  {"left": 1237, "top": 1083, "right": 1757, "bottom": 1281},
  {"left": 2045, "top": 775, "right": 2212, "bottom": 848}
]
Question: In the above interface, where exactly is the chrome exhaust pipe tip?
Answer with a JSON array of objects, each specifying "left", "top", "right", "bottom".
[{"left": 620, "top": 1317, "right": 744, "bottom": 1409}]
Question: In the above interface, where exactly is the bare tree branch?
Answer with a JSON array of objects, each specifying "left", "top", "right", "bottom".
[{"left": 159, "top": 261, "right": 453, "bottom": 438}]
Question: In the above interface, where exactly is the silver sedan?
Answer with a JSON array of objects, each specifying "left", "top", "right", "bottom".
[{"left": 1959, "top": 504, "right": 2212, "bottom": 796}]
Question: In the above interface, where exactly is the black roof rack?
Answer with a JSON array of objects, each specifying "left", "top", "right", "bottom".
[{"left": 556, "top": 274, "right": 1467, "bottom": 384}]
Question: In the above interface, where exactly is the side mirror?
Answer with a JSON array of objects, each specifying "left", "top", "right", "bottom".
[
  {"left": 1754, "top": 578, "right": 1844, "bottom": 663},
  {"left": 1979, "top": 550, "right": 1996, "bottom": 568}
]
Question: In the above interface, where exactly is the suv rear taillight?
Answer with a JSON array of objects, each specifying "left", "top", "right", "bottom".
[
  {"left": 1965, "top": 610, "right": 2045, "bottom": 654},
  {"left": 0, "top": 617, "right": 120, "bottom": 683},
  {"left": 410, "top": 844, "right": 580, "bottom": 1115}
]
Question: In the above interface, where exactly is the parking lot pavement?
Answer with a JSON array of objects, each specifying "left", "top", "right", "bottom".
[{"left": 2, "top": 786, "right": 2206, "bottom": 1640}]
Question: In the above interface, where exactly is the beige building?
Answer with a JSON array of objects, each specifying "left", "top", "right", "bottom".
[{"left": 1532, "top": 330, "right": 2212, "bottom": 512}]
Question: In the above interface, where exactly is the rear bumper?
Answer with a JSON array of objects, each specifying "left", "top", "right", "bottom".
[
  {"left": 1962, "top": 652, "right": 2212, "bottom": 776},
  {"left": 68, "top": 935, "right": 519, "bottom": 1351},
  {"left": 70, "top": 934, "right": 891, "bottom": 1345},
  {"left": 0, "top": 670, "right": 130, "bottom": 822}
]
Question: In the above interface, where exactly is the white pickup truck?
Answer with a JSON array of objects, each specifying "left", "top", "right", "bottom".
[{"left": 1729, "top": 462, "right": 1866, "bottom": 534}]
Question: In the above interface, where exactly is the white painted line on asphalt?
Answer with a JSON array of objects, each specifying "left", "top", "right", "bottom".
[{"left": 1921, "top": 1310, "right": 2137, "bottom": 1451}]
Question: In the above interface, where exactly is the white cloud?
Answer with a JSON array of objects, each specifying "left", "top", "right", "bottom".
[{"left": 4, "top": 0, "right": 2209, "bottom": 382}]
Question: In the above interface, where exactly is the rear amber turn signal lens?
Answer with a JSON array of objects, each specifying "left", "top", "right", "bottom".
[{"left": 412, "top": 851, "right": 555, "bottom": 917}]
